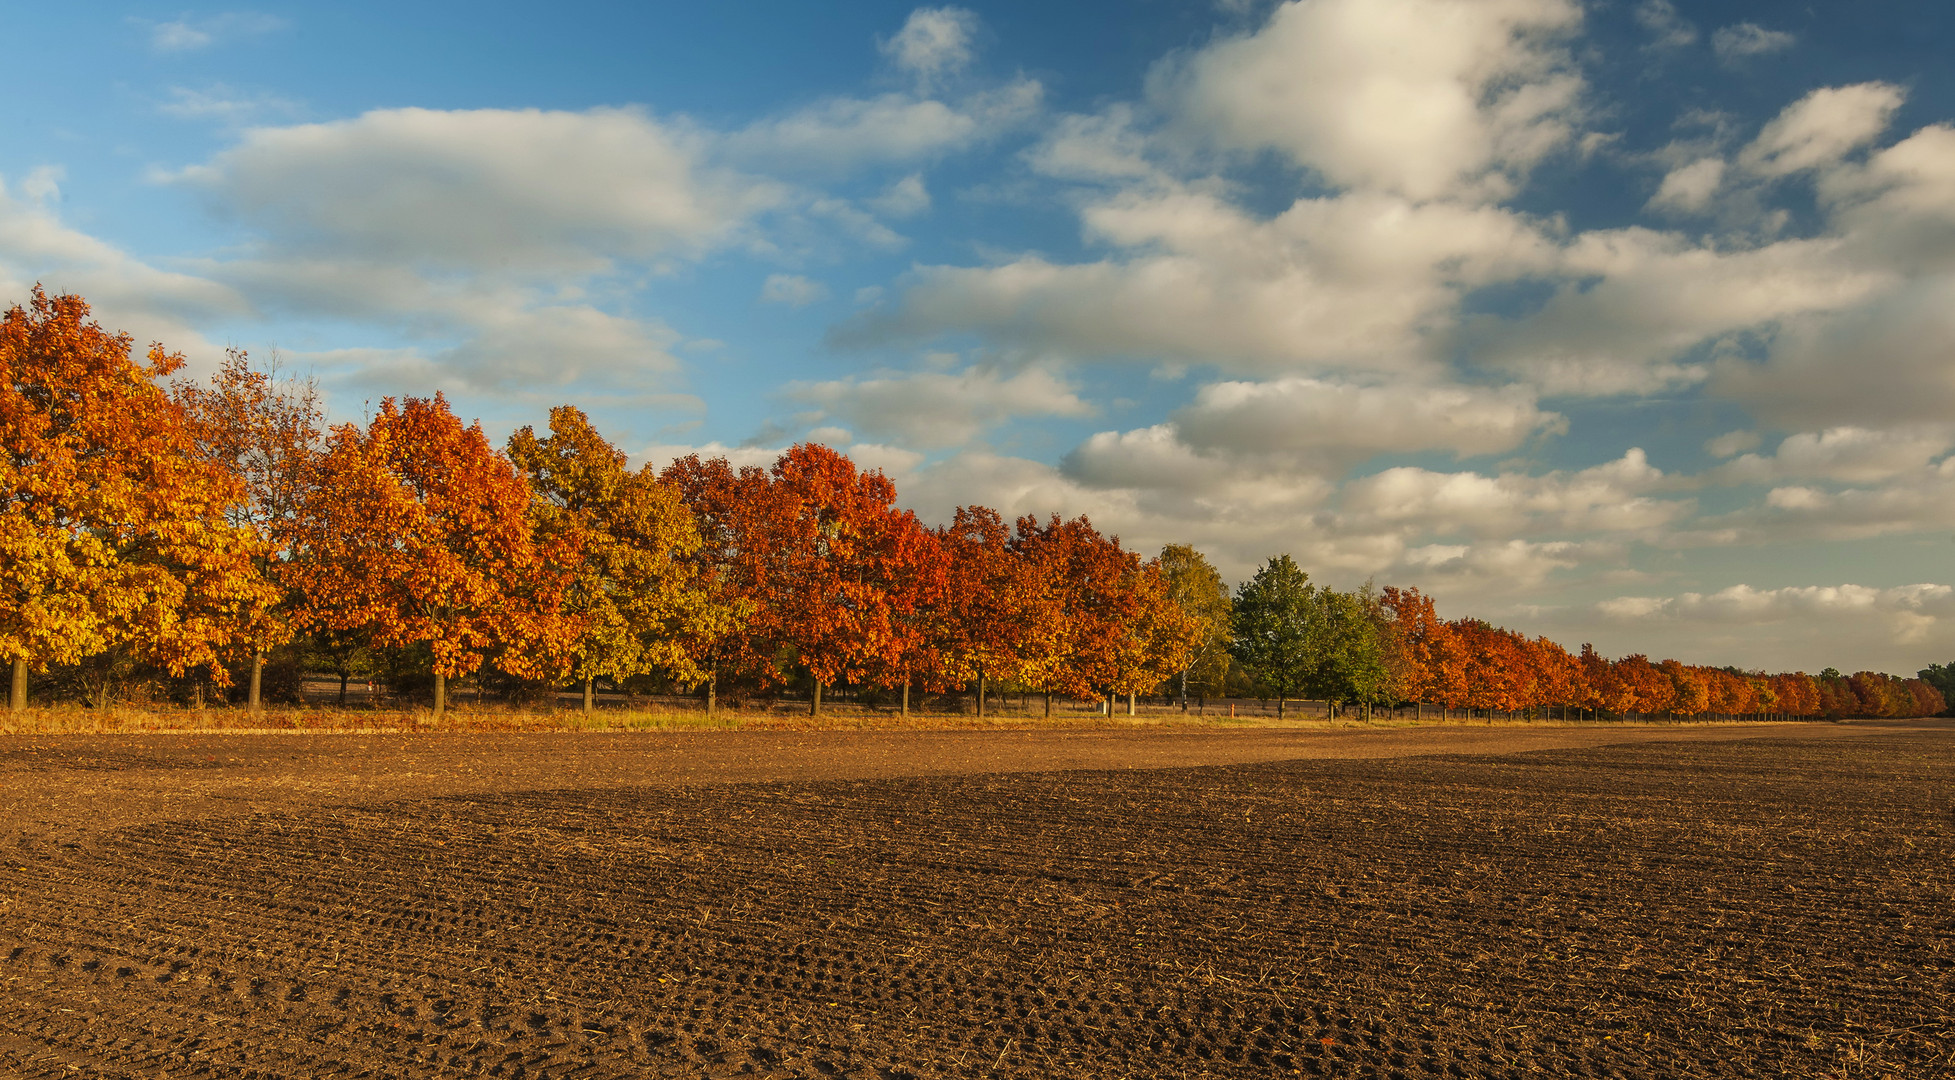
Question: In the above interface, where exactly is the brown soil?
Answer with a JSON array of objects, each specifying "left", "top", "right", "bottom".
[{"left": 1, "top": 721, "right": 1949, "bottom": 1078}]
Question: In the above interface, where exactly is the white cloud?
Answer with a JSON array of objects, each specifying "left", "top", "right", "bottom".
[
  {"left": 1339, "top": 449, "right": 1684, "bottom": 538},
  {"left": 173, "top": 107, "right": 781, "bottom": 272},
  {"left": 150, "top": 20, "right": 212, "bottom": 52},
  {"left": 721, "top": 80, "right": 1040, "bottom": 173},
  {"left": 0, "top": 181, "right": 244, "bottom": 370},
  {"left": 1711, "top": 426, "right": 1955, "bottom": 486},
  {"left": 1468, "top": 226, "right": 1892, "bottom": 396},
  {"left": 141, "top": 12, "right": 286, "bottom": 54},
  {"left": 1634, "top": 0, "right": 1696, "bottom": 50},
  {"left": 1025, "top": 106, "right": 1160, "bottom": 183},
  {"left": 1705, "top": 430, "right": 1760, "bottom": 458},
  {"left": 786, "top": 364, "right": 1092, "bottom": 448},
  {"left": 880, "top": 7, "right": 981, "bottom": 85},
  {"left": 1711, "top": 23, "right": 1795, "bottom": 63},
  {"left": 1739, "top": 83, "right": 1905, "bottom": 178},
  {"left": 1714, "top": 277, "right": 1955, "bottom": 428},
  {"left": 847, "top": 187, "right": 1556, "bottom": 372},
  {"left": 760, "top": 274, "right": 830, "bottom": 307},
  {"left": 1599, "top": 583, "right": 1955, "bottom": 632},
  {"left": 1058, "top": 377, "right": 1562, "bottom": 491},
  {"left": 18, "top": 166, "right": 62, "bottom": 204},
  {"left": 1155, "top": 0, "right": 1585, "bottom": 202},
  {"left": 870, "top": 174, "right": 932, "bottom": 218},
  {"left": 1647, "top": 157, "right": 1724, "bottom": 213},
  {"left": 158, "top": 85, "right": 302, "bottom": 126}
]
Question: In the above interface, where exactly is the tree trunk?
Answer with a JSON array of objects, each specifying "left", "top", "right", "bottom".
[
  {"left": 811, "top": 681, "right": 822, "bottom": 717},
  {"left": 901, "top": 681, "right": 909, "bottom": 718},
  {"left": 1127, "top": 692, "right": 1136, "bottom": 717},
  {"left": 706, "top": 669, "right": 717, "bottom": 717},
  {"left": 977, "top": 674, "right": 986, "bottom": 719},
  {"left": 1277, "top": 694, "right": 1285, "bottom": 720},
  {"left": 338, "top": 672, "right": 349, "bottom": 707},
  {"left": 583, "top": 676, "right": 595, "bottom": 715},
  {"left": 1179, "top": 669, "right": 1188, "bottom": 711},
  {"left": 433, "top": 670, "right": 446, "bottom": 720},
  {"left": 1044, "top": 692, "right": 1052, "bottom": 719},
  {"left": 9, "top": 656, "right": 24, "bottom": 713},
  {"left": 248, "top": 652, "right": 264, "bottom": 713}
]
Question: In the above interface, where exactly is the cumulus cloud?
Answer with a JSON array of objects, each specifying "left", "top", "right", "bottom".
[
  {"left": 1155, "top": 0, "right": 1585, "bottom": 202},
  {"left": 1634, "top": 0, "right": 1696, "bottom": 50},
  {"left": 1739, "top": 83, "right": 1905, "bottom": 178},
  {"left": 1714, "top": 278, "right": 1955, "bottom": 428},
  {"left": 870, "top": 174, "right": 932, "bottom": 218},
  {"left": 0, "top": 180, "right": 244, "bottom": 370},
  {"left": 1025, "top": 106, "right": 1159, "bottom": 183},
  {"left": 1468, "top": 227, "right": 1891, "bottom": 395},
  {"left": 760, "top": 274, "right": 829, "bottom": 307},
  {"left": 139, "top": 12, "right": 286, "bottom": 54},
  {"left": 1647, "top": 157, "right": 1724, "bottom": 213},
  {"left": 173, "top": 107, "right": 780, "bottom": 272},
  {"left": 880, "top": 7, "right": 981, "bottom": 85},
  {"left": 845, "top": 187, "right": 1556, "bottom": 372},
  {"left": 158, "top": 85, "right": 303, "bottom": 126},
  {"left": 1705, "top": 430, "right": 1761, "bottom": 458},
  {"left": 17, "top": 167, "right": 62, "bottom": 204},
  {"left": 1058, "top": 377, "right": 1563, "bottom": 498},
  {"left": 1709, "top": 426, "right": 1955, "bottom": 486},
  {"left": 1339, "top": 449, "right": 1684, "bottom": 538},
  {"left": 720, "top": 80, "right": 1040, "bottom": 173},
  {"left": 1598, "top": 583, "right": 1955, "bottom": 640},
  {"left": 1711, "top": 23, "right": 1795, "bottom": 63},
  {"left": 1172, "top": 377, "right": 1563, "bottom": 459},
  {"left": 785, "top": 364, "right": 1092, "bottom": 448}
]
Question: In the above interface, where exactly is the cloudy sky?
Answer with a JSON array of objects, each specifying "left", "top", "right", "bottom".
[{"left": 6, "top": 1, "right": 1955, "bottom": 674}]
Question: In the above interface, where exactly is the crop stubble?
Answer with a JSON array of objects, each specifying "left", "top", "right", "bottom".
[{"left": 0, "top": 731, "right": 1950, "bottom": 1078}]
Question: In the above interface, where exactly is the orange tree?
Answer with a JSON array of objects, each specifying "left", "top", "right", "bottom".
[
  {"left": 664, "top": 444, "right": 938, "bottom": 714},
  {"left": 1379, "top": 586, "right": 1444, "bottom": 710},
  {"left": 508, "top": 406, "right": 741, "bottom": 712},
  {"left": 934, "top": 505, "right": 1015, "bottom": 715},
  {"left": 286, "top": 394, "right": 571, "bottom": 717},
  {"left": 765, "top": 444, "right": 940, "bottom": 714},
  {"left": 0, "top": 289, "right": 273, "bottom": 709},
  {"left": 1011, "top": 513, "right": 1161, "bottom": 715},
  {"left": 660, "top": 453, "right": 777, "bottom": 704}
]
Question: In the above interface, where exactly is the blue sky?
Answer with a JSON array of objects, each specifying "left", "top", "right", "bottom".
[{"left": 6, "top": 1, "right": 1955, "bottom": 673}]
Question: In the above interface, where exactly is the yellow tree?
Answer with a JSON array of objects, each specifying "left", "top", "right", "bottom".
[
  {"left": 1106, "top": 558, "right": 1200, "bottom": 715},
  {"left": 286, "top": 394, "right": 571, "bottom": 718},
  {"left": 173, "top": 348, "right": 323, "bottom": 708},
  {"left": 1157, "top": 543, "right": 1231, "bottom": 709},
  {"left": 508, "top": 406, "right": 739, "bottom": 712},
  {"left": 0, "top": 289, "right": 271, "bottom": 709}
]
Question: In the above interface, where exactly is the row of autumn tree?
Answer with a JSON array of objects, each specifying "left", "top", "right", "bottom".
[{"left": 2, "top": 290, "right": 1944, "bottom": 720}]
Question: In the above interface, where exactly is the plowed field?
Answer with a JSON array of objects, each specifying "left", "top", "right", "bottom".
[{"left": 2, "top": 725, "right": 1950, "bottom": 1078}]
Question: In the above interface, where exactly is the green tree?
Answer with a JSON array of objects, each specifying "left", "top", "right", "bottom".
[
  {"left": 1307, "top": 586, "right": 1392, "bottom": 718},
  {"left": 1918, "top": 663, "right": 1955, "bottom": 715},
  {"left": 1230, "top": 554, "right": 1319, "bottom": 719},
  {"left": 1158, "top": 543, "right": 1231, "bottom": 708}
]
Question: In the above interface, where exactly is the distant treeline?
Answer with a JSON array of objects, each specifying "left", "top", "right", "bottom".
[{"left": 2, "top": 289, "right": 1943, "bottom": 720}]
